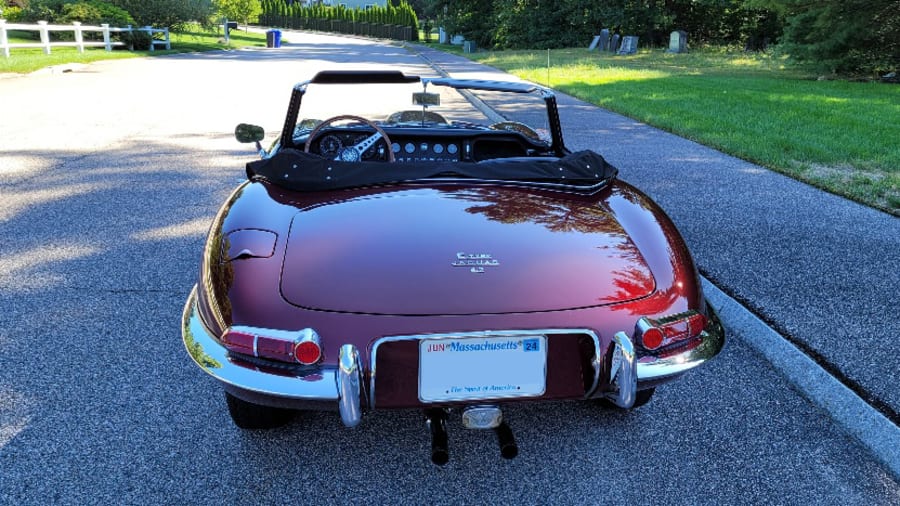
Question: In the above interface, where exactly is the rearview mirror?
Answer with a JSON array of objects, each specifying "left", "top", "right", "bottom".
[
  {"left": 412, "top": 92, "right": 441, "bottom": 107},
  {"left": 235, "top": 123, "right": 265, "bottom": 144}
]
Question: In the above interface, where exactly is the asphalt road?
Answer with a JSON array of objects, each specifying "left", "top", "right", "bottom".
[
  {"left": 410, "top": 45, "right": 900, "bottom": 425},
  {"left": 1, "top": 32, "right": 898, "bottom": 504}
]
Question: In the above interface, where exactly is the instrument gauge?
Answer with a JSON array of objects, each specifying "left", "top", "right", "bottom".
[
  {"left": 363, "top": 143, "right": 384, "bottom": 160},
  {"left": 433, "top": 143, "right": 444, "bottom": 154},
  {"left": 447, "top": 143, "right": 459, "bottom": 155},
  {"left": 319, "top": 135, "right": 342, "bottom": 158}
]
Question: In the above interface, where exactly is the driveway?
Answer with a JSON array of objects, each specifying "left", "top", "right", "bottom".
[{"left": 1, "top": 31, "right": 898, "bottom": 504}]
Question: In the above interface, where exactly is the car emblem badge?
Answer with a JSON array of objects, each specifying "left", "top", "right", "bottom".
[{"left": 451, "top": 252, "right": 499, "bottom": 274}]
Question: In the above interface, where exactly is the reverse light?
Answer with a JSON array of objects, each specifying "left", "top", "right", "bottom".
[
  {"left": 221, "top": 326, "right": 323, "bottom": 365},
  {"left": 636, "top": 311, "right": 707, "bottom": 351}
]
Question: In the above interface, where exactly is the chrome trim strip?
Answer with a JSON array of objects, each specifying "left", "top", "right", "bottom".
[
  {"left": 369, "top": 329, "right": 603, "bottom": 409},
  {"left": 606, "top": 332, "right": 637, "bottom": 408},
  {"left": 337, "top": 344, "right": 362, "bottom": 428},
  {"left": 636, "top": 305, "right": 726, "bottom": 382},
  {"left": 181, "top": 287, "right": 339, "bottom": 401}
]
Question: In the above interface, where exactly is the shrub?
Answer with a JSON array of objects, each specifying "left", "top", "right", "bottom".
[
  {"left": 2, "top": 6, "right": 26, "bottom": 22},
  {"left": 18, "top": 1, "right": 60, "bottom": 23},
  {"left": 59, "top": 1, "right": 136, "bottom": 27},
  {"left": 111, "top": 0, "right": 214, "bottom": 29},
  {"left": 119, "top": 29, "right": 152, "bottom": 49}
]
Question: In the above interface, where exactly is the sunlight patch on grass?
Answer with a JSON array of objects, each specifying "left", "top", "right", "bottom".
[
  {"left": 465, "top": 46, "right": 900, "bottom": 214},
  {"left": 520, "top": 64, "right": 670, "bottom": 87},
  {"left": 0, "top": 24, "right": 268, "bottom": 74}
]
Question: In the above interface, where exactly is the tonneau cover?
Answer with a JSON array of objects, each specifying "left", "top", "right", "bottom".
[{"left": 246, "top": 149, "right": 617, "bottom": 192}]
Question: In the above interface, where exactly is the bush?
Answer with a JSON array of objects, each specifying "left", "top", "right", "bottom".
[
  {"left": 119, "top": 29, "right": 152, "bottom": 49},
  {"left": 18, "top": 1, "right": 60, "bottom": 23},
  {"left": 111, "top": 0, "right": 214, "bottom": 29},
  {"left": 777, "top": 0, "right": 899, "bottom": 75},
  {"left": 2, "top": 6, "right": 26, "bottom": 22},
  {"left": 59, "top": 1, "right": 136, "bottom": 27}
]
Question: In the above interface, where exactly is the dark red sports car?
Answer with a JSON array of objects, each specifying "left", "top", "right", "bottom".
[{"left": 182, "top": 70, "right": 724, "bottom": 464}]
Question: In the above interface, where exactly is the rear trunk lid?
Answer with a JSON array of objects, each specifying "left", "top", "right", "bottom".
[{"left": 280, "top": 187, "right": 655, "bottom": 315}]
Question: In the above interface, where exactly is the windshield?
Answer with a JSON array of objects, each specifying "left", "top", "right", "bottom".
[
  {"left": 248, "top": 72, "right": 608, "bottom": 193},
  {"left": 281, "top": 71, "right": 562, "bottom": 151},
  {"left": 296, "top": 81, "right": 493, "bottom": 127}
]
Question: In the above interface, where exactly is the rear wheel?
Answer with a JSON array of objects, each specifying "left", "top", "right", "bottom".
[{"left": 225, "top": 392, "right": 295, "bottom": 429}]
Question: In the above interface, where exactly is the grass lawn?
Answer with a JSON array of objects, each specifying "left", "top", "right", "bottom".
[
  {"left": 1, "top": 25, "right": 268, "bottom": 74},
  {"left": 442, "top": 45, "right": 899, "bottom": 214}
]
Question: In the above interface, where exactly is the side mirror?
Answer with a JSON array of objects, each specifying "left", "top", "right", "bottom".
[{"left": 235, "top": 123, "right": 265, "bottom": 144}]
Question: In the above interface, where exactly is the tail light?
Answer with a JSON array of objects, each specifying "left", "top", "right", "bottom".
[
  {"left": 294, "top": 340, "right": 322, "bottom": 365},
  {"left": 635, "top": 311, "right": 706, "bottom": 351},
  {"left": 221, "top": 327, "right": 322, "bottom": 365}
]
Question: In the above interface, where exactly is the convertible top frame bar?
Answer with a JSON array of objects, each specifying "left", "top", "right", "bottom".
[{"left": 279, "top": 70, "right": 567, "bottom": 156}]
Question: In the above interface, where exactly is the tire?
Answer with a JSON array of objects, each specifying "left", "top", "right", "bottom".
[
  {"left": 595, "top": 387, "right": 655, "bottom": 409},
  {"left": 225, "top": 392, "right": 295, "bottom": 430}
]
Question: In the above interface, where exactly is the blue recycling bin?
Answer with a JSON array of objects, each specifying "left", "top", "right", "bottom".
[{"left": 266, "top": 30, "right": 282, "bottom": 48}]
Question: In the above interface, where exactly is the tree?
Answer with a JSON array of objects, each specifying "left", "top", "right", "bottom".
[
  {"left": 758, "top": 0, "right": 899, "bottom": 74},
  {"left": 425, "top": 0, "right": 781, "bottom": 50},
  {"left": 111, "top": 0, "right": 215, "bottom": 29},
  {"left": 214, "top": 0, "right": 262, "bottom": 28},
  {"left": 425, "top": 0, "right": 497, "bottom": 48}
]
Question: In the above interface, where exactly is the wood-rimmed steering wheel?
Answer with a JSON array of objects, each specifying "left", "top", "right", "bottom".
[{"left": 303, "top": 114, "right": 395, "bottom": 162}]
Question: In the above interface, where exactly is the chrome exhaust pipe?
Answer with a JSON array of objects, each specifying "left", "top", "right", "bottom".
[
  {"left": 425, "top": 408, "right": 449, "bottom": 465},
  {"left": 495, "top": 422, "right": 518, "bottom": 459}
]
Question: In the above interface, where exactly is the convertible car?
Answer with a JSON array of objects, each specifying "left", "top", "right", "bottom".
[{"left": 182, "top": 70, "right": 724, "bottom": 464}]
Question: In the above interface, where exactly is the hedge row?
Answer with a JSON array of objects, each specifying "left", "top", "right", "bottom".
[{"left": 260, "top": 0, "right": 418, "bottom": 41}]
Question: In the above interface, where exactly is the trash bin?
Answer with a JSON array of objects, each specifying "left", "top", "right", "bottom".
[{"left": 266, "top": 29, "right": 282, "bottom": 48}]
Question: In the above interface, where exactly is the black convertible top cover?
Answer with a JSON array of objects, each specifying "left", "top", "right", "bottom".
[{"left": 246, "top": 149, "right": 617, "bottom": 192}]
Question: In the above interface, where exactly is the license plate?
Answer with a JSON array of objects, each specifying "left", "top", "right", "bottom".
[{"left": 419, "top": 335, "right": 547, "bottom": 402}]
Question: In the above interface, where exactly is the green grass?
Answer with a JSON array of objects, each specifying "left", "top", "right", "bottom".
[
  {"left": 452, "top": 46, "right": 900, "bottom": 214},
  {"left": 1, "top": 25, "right": 268, "bottom": 74}
]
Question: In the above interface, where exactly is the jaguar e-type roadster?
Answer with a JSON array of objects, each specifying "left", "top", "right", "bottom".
[{"left": 182, "top": 70, "right": 724, "bottom": 464}]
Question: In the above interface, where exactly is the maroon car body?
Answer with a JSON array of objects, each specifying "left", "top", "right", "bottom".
[{"left": 182, "top": 70, "right": 724, "bottom": 463}]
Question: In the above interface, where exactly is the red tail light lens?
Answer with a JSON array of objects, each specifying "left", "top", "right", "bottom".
[
  {"left": 640, "top": 327, "right": 665, "bottom": 350},
  {"left": 221, "top": 330, "right": 255, "bottom": 355},
  {"left": 220, "top": 327, "right": 322, "bottom": 365},
  {"left": 294, "top": 341, "right": 322, "bottom": 365},
  {"left": 636, "top": 311, "right": 707, "bottom": 351},
  {"left": 257, "top": 336, "right": 295, "bottom": 362}
]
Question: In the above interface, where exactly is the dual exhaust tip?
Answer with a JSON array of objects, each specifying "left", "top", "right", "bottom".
[{"left": 426, "top": 406, "right": 517, "bottom": 465}]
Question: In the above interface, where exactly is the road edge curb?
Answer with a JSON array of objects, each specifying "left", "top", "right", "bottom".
[
  {"left": 411, "top": 42, "right": 900, "bottom": 481},
  {"left": 703, "top": 278, "right": 900, "bottom": 480}
]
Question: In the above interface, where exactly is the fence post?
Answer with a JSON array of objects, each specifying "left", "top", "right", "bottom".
[
  {"left": 145, "top": 26, "right": 153, "bottom": 52},
  {"left": 38, "top": 20, "right": 50, "bottom": 54},
  {"left": 164, "top": 27, "right": 170, "bottom": 50},
  {"left": 73, "top": 21, "right": 84, "bottom": 53},
  {"left": 125, "top": 25, "right": 132, "bottom": 50},
  {"left": 1, "top": 19, "right": 9, "bottom": 58},
  {"left": 102, "top": 23, "right": 111, "bottom": 51}
]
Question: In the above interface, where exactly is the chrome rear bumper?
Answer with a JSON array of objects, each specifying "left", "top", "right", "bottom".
[
  {"left": 182, "top": 286, "right": 724, "bottom": 427},
  {"left": 636, "top": 306, "right": 726, "bottom": 383}
]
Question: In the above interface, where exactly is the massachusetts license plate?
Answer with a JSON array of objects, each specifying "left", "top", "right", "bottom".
[{"left": 419, "top": 335, "right": 547, "bottom": 402}]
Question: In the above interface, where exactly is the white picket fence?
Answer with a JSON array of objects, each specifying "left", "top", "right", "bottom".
[{"left": 0, "top": 19, "right": 170, "bottom": 58}]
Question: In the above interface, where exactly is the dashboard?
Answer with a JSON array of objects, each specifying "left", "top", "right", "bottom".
[{"left": 306, "top": 126, "right": 551, "bottom": 163}]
